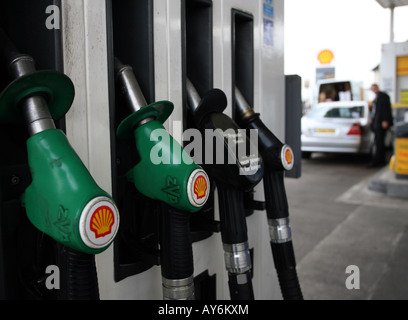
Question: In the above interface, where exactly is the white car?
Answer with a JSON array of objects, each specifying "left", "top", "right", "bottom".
[{"left": 301, "top": 101, "right": 374, "bottom": 158}]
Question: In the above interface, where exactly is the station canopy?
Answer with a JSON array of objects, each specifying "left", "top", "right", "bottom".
[{"left": 376, "top": 0, "right": 408, "bottom": 8}]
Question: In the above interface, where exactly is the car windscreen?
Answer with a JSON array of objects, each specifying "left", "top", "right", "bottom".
[
  {"left": 318, "top": 81, "right": 352, "bottom": 103},
  {"left": 307, "top": 106, "right": 365, "bottom": 119}
]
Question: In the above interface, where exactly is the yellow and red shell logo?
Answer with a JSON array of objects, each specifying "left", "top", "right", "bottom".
[
  {"left": 90, "top": 206, "right": 115, "bottom": 239},
  {"left": 79, "top": 197, "right": 119, "bottom": 250},
  {"left": 188, "top": 169, "right": 210, "bottom": 208},
  {"left": 194, "top": 175, "right": 208, "bottom": 200},
  {"left": 317, "top": 50, "right": 334, "bottom": 65},
  {"left": 281, "top": 145, "right": 294, "bottom": 171},
  {"left": 285, "top": 148, "right": 293, "bottom": 166}
]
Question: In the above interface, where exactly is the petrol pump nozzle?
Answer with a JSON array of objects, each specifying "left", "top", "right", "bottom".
[
  {"left": 234, "top": 86, "right": 303, "bottom": 300},
  {"left": 0, "top": 29, "right": 120, "bottom": 255},
  {"left": 186, "top": 79, "right": 264, "bottom": 189},
  {"left": 186, "top": 79, "right": 264, "bottom": 300},
  {"left": 115, "top": 58, "right": 210, "bottom": 212},
  {"left": 114, "top": 58, "right": 211, "bottom": 300},
  {"left": 235, "top": 87, "right": 294, "bottom": 172}
]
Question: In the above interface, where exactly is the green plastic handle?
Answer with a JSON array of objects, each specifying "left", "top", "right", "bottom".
[
  {"left": 127, "top": 120, "right": 210, "bottom": 212},
  {"left": 21, "top": 129, "right": 120, "bottom": 255}
]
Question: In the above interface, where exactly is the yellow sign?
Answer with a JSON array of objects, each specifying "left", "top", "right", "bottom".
[
  {"left": 318, "top": 50, "right": 335, "bottom": 65},
  {"left": 395, "top": 138, "right": 408, "bottom": 176},
  {"left": 397, "top": 56, "right": 408, "bottom": 76},
  {"left": 400, "top": 91, "right": 408, "bottom": 104}
]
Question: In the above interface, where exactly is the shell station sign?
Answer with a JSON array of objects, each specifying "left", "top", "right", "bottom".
[{"left": 318, "top": 49, "right": 335, "bottom": 65}]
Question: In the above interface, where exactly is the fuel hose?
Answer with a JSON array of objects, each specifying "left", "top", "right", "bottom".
[
  {"left": 160, "top": 204, "right": 195, "bottom": 300},
  {"left": 56, "top": 243, "right": 100, "bottom": 300}
]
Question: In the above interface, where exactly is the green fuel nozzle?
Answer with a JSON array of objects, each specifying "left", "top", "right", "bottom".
[
  {"left": 0, "top": 29, "right": 120, "bottom": 255},
  {"left": 115, "top": 58, "right": 210, "bottom": 212}
]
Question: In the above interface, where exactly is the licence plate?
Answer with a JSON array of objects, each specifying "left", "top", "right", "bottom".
[{"left": 314, "top": 128, "right": 336, "bottom": 134}]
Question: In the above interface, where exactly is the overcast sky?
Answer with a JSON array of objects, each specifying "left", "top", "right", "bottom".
[{"left": 284, "top": 0, "right": 408, "bottom": 99}]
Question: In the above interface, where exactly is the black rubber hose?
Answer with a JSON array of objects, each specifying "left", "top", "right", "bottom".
[
  {"left": 217, "top": 183, "right": 254, "bottom": 300},
  {"left": 271, "top": 241, "right": 303, "bottom": 300},
  {"left": 263, "top": 170, "right": 289, "bottom": 220},
  {"left": 56, "top": 244, "right": 100, "bottom": 300},
  {"left": 228, "top": 272, "right": 254, "bottom": 300},
  {"left": 160, "top": 205, "right": 194, "bottom": 281},
  {"left": 217, "top": 184, "right": 248, "bottom": 245},
  {"left": 263, "top": 168, "right": 303, "bottom": 300}
]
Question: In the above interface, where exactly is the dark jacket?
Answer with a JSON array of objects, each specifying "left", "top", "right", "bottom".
[{"left": 371, "top": 91, "right": 393, "bottom": 131}]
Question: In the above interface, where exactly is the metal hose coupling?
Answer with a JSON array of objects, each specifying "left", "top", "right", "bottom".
[
  {"left": 223, "top": 242, "right": 252, "bottom": 274},
  {"left": 162, "top": 276, "right": 195, "bottom": 300},
  {"left": 269, "top": 218, "right": 293, "bottom": 244}
]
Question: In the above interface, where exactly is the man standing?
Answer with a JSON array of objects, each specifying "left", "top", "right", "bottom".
[{"left": 368, "top": 84, "right": 393, "bottom": 167}]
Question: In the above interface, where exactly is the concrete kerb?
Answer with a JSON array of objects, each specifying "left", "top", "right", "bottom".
[{"left": 368, "top": 167, "right": 408, "bottom": 199}]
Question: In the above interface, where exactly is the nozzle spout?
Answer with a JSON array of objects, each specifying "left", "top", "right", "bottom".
[
  {"left": 186, "top": 78, "right": 201, "bottom": 113},
  {"left": 0, "top": 28, "right": 55, "bottom": 135},
  {"left": 114, "top": 57, "right": 148, "bottom": 114},
  {"left": 235, "top": 87, "right": 255, "bottom": 120}
]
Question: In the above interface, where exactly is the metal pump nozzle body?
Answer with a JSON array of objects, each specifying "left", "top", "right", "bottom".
[{"left": 0, "top": 28, "right": 120, "bottom": 255}]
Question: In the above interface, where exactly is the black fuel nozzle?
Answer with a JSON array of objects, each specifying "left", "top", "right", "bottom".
[
  {"left": 235, "top": 87, "right": 294, "bottom": 173},
  {"left": 186, "top": 79, "right": 264, "bottom": 190},
  {"left": 234, "top": 86, "right": 303, "bottom": 300},
  {"left": 186, "top": 79, "right": 264, "bottom": 300}
]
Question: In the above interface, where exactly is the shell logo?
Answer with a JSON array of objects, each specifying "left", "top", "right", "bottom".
[
  {"left": 90, "top": 206, "right": 115, "bottom": 239},
  {"left": 285, "top": 148, "right": 293, "bottom": 166},
  {"left": 188, "top": 169, "right": 210, "bottom": 208},
  {"left": 79, "top": 197, "right": 119, "bottom": 250},
  {"left": 318, "top": 50, "right": 334, "bottom": 65},
  {"left": 281, "top": 145, "right": 294, "bottom": 171},
  {"left": 194, "top": 175, "right": 208, "bottom": 200}
]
